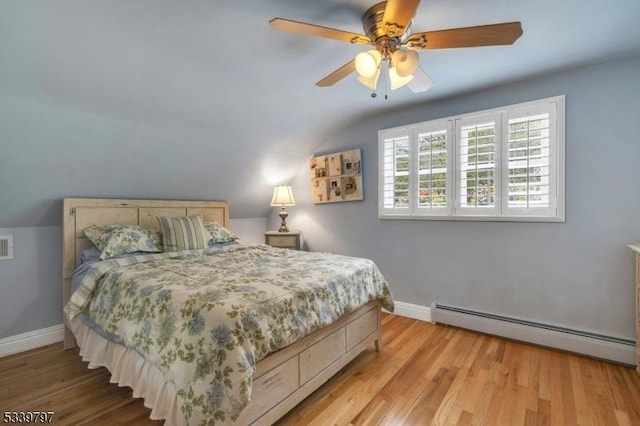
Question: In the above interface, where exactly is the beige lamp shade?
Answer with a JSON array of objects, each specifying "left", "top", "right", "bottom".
[{"left": 270, "top": 185, "right": 296, "bottom": 206}]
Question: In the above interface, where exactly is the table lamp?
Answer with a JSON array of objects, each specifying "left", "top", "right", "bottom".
[{"left": 270, "top": 185, "right": 296, "bottom": 232}]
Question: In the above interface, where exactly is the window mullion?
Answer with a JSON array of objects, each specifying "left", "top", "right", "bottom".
[
  {"left": 526, "top": 119, "right": 530, "bottom": 210},
  {"left": 494, "top": 112, "right": 502, "bottom": 216},
  {"left": 500, "top": 112, "right": 509, "bottom": 216},
  {"left": 453, "top": 119, "right": 462, "bottom": 216},
  {"left": 447, "top": 120, "right": 455, "bottom": 216},
  {"left": 409, "top": 128, "right": 417, "bottom": 215}
]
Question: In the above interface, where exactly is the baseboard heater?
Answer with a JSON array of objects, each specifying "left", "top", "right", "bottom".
[{"left": 431, "top": 303, "right": 636, "bottom": 365}]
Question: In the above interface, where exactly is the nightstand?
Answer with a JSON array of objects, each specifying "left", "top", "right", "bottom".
[{"left": 264, "top": 230, "right": 302, "bottom": 250}]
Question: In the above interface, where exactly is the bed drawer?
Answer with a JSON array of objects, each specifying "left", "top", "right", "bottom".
[
  {"left": 246, "top": 356, "right": 299, "bottom": 422},
  {"left": 346, "top": 307, "right": 378, "bottom": 351},
  {"left": 299, "top": 328, "right": 346, "bottom": 384}
]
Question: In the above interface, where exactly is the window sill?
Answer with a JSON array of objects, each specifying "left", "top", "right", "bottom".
[{"left": 378, "top": 214, "right": 565, "bottom": 223}]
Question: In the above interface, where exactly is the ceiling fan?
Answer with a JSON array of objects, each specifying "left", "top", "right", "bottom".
[{"left": 270, "top": 0, "right": 523, "bottom": 97}]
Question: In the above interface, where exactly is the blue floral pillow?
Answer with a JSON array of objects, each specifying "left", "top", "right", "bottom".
[
  {"left": 203, "top": 221, "right": 238, "bottom": 246},
  {"left": 84, "top": 225, "right": 162, "bottom": 260}
]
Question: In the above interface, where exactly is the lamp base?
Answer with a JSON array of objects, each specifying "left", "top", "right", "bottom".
[{"left": 278, "top": 207, "right": 289, "bottom": 232}]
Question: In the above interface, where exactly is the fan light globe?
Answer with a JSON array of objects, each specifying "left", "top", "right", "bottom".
[
  {"left": 357, "top": 68, "right": 381, "bottom": 89},
  {"left": 355, "top": 50, "right": 381, "bottom": 78},
  {"left": 391, "top": 49, "right": 419, "bottom": 77},
  {"left": 389, "top": 66, "right": 414, "bottom": 90}
]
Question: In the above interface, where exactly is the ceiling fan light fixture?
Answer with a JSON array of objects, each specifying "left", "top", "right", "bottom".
[
  {"left": 391, "top": 49, "right": 419, "bottom": 77},
  {"left": 389, "top": 66, "right": 414, "bottom": 90},
  {"left": 270, "top": 1, "right": 523, "bottom": 96},
  {"left": 355, "top": 49, "right": 381, "bottom": 78}
]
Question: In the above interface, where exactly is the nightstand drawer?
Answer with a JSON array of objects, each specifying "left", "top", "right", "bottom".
[
  {"left": 269, "top": 236, "right": 296, "bottom": 248},
  {"left": 264, "top": 230, "right": 302, "bottom": 250}
]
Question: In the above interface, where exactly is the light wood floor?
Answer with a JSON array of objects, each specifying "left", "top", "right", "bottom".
[{"left": 2, "top": 314, "right": 640, "bottom": 425}]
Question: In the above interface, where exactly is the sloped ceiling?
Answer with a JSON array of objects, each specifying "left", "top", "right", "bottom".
[{"left": 1, "top": 0, "right": 639, "bottom": 226}]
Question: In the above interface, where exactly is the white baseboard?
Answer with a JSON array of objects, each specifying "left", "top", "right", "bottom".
[
  {"left": 386, "top": 301, "right": 432, "bottom": 322},
  {"left": 0, "top": 324, "right": 64, "bottom": 357}
]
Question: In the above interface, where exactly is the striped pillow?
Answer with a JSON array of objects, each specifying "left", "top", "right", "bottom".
[{"left": 157, "top": 215, "right": 209, "bottom": 252}]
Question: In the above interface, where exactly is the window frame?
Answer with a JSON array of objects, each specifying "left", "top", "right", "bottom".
[{"left": 378, "top": 95, "right": 565, "bottom": 222}]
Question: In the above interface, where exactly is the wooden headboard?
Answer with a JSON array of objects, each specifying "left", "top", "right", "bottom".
[{"left": 62, "top": 198, "right": 230, "bottom": 349}]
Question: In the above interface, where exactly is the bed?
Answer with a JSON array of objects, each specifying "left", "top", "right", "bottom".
[{"left": 62, "top": 198, "right": 394, "bottom": 425}]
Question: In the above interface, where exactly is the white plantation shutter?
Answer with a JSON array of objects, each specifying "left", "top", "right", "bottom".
[
  {"left": 504, "top": 101, "right": 559, "bottom": 217},
  {"left": 456, "top": 114, "right": 500, "bottom": 216},
  {"left": 415, "top": 123, "right": 452, "bottom": 215},
  {"left": 380, "top": 128, "right": 412, "bottom": 214},
  {"left": 378, "top": 96, "right": 564, "bottom": 221}
]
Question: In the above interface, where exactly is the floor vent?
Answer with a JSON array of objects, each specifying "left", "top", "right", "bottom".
[
  {"left": 0, "top": 236, "right": 13, "bottom": 260},
  {"left": 431, "top": 303, "right": 636, "bottom": 365}
]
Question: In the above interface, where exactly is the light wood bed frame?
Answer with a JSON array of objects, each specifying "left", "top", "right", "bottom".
[{"left": 62, "top": 198, "right": 382, "bottom": 425}]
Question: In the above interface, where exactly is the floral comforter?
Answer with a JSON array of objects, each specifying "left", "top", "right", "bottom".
[{"left": 64, "top": 244, "right": 394, "bottom": 425}]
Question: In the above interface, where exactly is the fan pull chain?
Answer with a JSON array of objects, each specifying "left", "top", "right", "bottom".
[
  {"left": 384, "top": 58, "right": 389, "bottom": 100},
  {"left": 370, "top": 59, "right": 383, "bottom": 98}
]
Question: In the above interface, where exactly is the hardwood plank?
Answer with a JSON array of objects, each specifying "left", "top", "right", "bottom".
[
  {"left": 2, "top": 316, "right": 640, "bottom": 425},
  {"left": 537, "top": 398, "right": 551, "bottom": 426}
]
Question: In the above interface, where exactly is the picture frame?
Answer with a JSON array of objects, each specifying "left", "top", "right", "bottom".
[{"left": 309, "top": 149, "right": 363, "bottom": 204}]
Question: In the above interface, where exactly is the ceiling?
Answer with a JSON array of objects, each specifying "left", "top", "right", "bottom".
[{"left": 1, "top": 0, "right": 640, "bottom": 223}]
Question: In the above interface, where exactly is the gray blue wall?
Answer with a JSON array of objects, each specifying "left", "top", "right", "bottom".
[
  {"left": 0, "top": 226, "right": 62, "bottom": 338},
  {"left": 283, "top": 56, "right": 640, "bottom": 340},
  {"left": 0, "top": 94, "right": 280, "bottom": 228}
]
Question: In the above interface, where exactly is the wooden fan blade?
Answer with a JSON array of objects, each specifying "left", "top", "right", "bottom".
[
  {"left": 269, "top": 18, "right": 371, "bottom": 45},
  {"left": 316, "top": 60, "right": 356, "bottom": 87},
  {"left": 382, "top": 0, "right": 421, "bottom": 37},
  {"left": 408, "top": 66, "right": 433, "bottom": 93},
  {"left": 406, "top": 22, "right": 523, "bottom": 50}
]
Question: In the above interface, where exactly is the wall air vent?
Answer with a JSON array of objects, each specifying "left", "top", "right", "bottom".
[{"left": 0, "top": 236, "right": 13, "bottom": 260}]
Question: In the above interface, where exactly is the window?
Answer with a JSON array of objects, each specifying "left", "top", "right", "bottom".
[{"left": 378, "top": 96, "right": 564, "bottom": 221}]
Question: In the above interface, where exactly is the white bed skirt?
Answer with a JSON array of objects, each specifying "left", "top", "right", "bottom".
[{"left": 68, "top": 317, "right": 183, "bottom": 425}]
